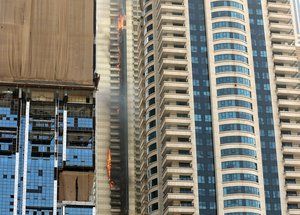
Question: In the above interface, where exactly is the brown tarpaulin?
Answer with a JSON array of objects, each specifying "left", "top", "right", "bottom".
[
  {"left": 59, "top": 171, "right": 94, "bottom": 201},
  {"left": 0, "top": 0, "right": 94, "bottom": 85}
]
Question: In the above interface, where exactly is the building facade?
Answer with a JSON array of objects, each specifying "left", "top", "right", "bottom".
[
  {"left": 1, "top": 0, "right": 299, "bottom": 214},
  {"left": 137, "top": 0, "right": 299, "bottom": 214},
  {"left": 0, "top": 1, "right": 96, "bottom": 214},
  {"left": 0, "top": 87, "right": 96, "bottom": 215},
  {"left": 137, "top": 0, "right": 200, "bottom": 214},
  {"left": 95, "top": 0, "right": 140, "bottom": 214}
]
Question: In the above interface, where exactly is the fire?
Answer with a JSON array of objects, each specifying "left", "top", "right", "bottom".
[
  {"left": 107, "top": 149, "right": 113, "bottom": 188},
  {"left": 118, "top": 15, "right": 125, "bottom": 31}
]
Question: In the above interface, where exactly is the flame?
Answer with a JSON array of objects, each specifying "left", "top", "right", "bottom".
[
  {"left": 107, "top": 149, "right": 113, "bottom": 188},
  {"left": 115, "top": 14, "right": 125, "bottom": 70},
  {"left": 118, "top": 15, "right": 125, "bottom": 31}
]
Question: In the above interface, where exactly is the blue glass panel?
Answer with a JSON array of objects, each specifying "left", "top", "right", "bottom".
[
  {"left": 211, "top": 1, "right": 244, "bottom": 10},
  {"left": 224, "top": 199, "right": 260, "bottom": 208},
  {"left": 223, "top": 186, "right": 259, "bottom": 195},
  {"left": 222, "top": 161, "right": 257, "bottom": 170},
  {"left": 223, "top": 173, "right": 258, "bottom": 182},
  {"left": 248, "top": 1, "right": 281, "bottom": 213},
  {"left": 189, "top": 0, "right": 217, "bottom": 213},
  {"left": 65, "top": 207, "right": 94, "bottom": 215},
  {"left": 212, "top": 11, "right": 244, "bottom": 20}
]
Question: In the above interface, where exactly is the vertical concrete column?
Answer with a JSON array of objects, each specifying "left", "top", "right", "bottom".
[{"left": 22, "top": 100, "right": 30, "bottom": 215}]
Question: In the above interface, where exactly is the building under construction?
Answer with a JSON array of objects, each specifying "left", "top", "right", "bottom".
[{"left": 0, "top": 0, "right": 96, "bottom": 214}]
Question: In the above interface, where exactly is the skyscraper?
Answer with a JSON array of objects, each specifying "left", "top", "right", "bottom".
[
  {"left": 1, "top": 0, "right": 299, "bottom": 214},
  {"left": 95, "top": 0, "right": 140, "bottom": 214},
  {"left": 0, "top": 1, "right": 96, "bottom": 214},
  {"left": 137, "top": 0, "right": 299, "bottom": 214}
]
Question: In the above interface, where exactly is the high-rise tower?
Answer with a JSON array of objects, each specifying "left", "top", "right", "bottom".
[
  {"left": 95, "top": 0, "right": 140, "bottom": 214},
  {"left": 137, "top": 0, "right": 200, "bottom": 214},
  {"left": 269, "top": 0, "right": 300, "bottom": 213},
  {"left": 137, "top": 0, "right": 299, "bottom": 214}
]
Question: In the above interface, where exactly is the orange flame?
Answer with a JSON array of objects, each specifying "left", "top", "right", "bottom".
[
  {"left": 118, "top": 15, "right": 125, "bottom": 31},
  {"left": 107, "top": 149, "right": 113, "bottom": 188}
]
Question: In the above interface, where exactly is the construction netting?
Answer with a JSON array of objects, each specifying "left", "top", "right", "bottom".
[
  {"left": 59, "top": 171, "right": 94, "bottom": 201},
  {"left": 0, "top": 0, "right": 94, "bottom": 85}
]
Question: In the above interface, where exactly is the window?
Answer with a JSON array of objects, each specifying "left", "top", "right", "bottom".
[
  {"left": 148, "top": 109, "right": 155, "bottom": 118},
  {"left": 219, "top": 123, "right": 254, "bottom": 133},
  {"left": 216, "top": 77, "right": 250, "bottom": 86},
  {"left": 222, "top": 161, "right": 257, "bottom": 170},
  {"left": 176, "top": 101, "right": 188, "bottom": 106},
  {"left": 147, "top": 55, "right": 154, "bottom": 63},
  {"left": 179, "top": 175, "right": 191, "bottom": 180},
  {"left": 148, "top": 120, "right": 156, "bottom": 129},
  {"left": 148, "top": 154, "right": 157, "bottom": 164},
  {"left": 146, "top": 24, "right": 153, "bottom": 32},
  {"left": 148, "top": 87, "right": 155, "bottom": 96},
  {"left": 215, "top": 54, "right": 248, "bottom": 64},
  {"left": 144, "top": 34, "right": 153, "bottom": 45},
  {"left": 146, "top": 65, "right": 154, "bottom": 75},
  {"left": 177, "top": 113, "right": 188, "bottom": 118},
  {"left": 147, "top": 131, "right": 156, "bottom": 141},
  {"left": 149, "top": 178, "right": 158, "bottom": 188},
  {"left": 148, "top": 166, "right": 157, "bottom": 176},
  {"left": 179, "top": 162, "right": 190, "bottom": 168},
  {"left": 211, "top": 1, "right": 244, "bottom": 10},
  {"left": 215, "top": 65, "right": 249, "bottom": 75},
  {"left": 223, "top": 186, "right": 259, "bottom": 195},
  {"left": 212, "top": 21, "right": 245, "bottom": 31},
  {"left": 212, "top": 11, "right": 244, "bottom": 20},
  {"left": 147, "top": 44, "right": 153, "bottom": 53},
  {"left": 288, "top": 204, "right": 299, "bottom": 209},
  {"left": 181, "top": 201, "right": 193, "bottom": 206},
  {"left": 221, "top": 148, "right": 256, "bottom": 157},
  {"left": 214, "top": 43, "right": 247, "bottom": 52},
  {"left": 179, "top": 150, "right": 190, "bottom": 155},
  {"left": 148, "top": 143, "right": 156, "bottom": 153},
  {"left": 148, "top": 98, "right": 155, "bottom": 106},
  {"left": 178, "top": 138, "right": 189, "bottom": 142},
  {"left": 218, "top": 100, "right": 252, "bottom": 109},
  {"left": 145, "top": 4, "right": 152, "bottom": 13},
  {"left": 217, "top": 88, "right": 251, "bottom": 97},
  {"left": 148, "top": 202, "right": 158, "bottom": 212},
  {"left": 145, "top": 14, "right": 153, "bottom": 23},
  {"left": 286, "top": 179, "right": 296, "bottom": 184},
  {"left": 147, "top": 76, "right": 155, "bottom": 85},
  {"left": 180, "top": 188, "right": 192, "bottom": 193},
  {"left": 149, "top": 190, "right": 158, "bottom": 201},
  {"left": 223, "top": 173, "right": 258, "bottom": 182},
  {"left": 219, "top": 111, "right": 253, "bottom": 121},
  {"left": 213, "top": 32, "right": 246, "bottom": 42},
  {"left": 220, "top": 136, "right": 256, "bottom": 145},
  {"left": 224, "top": 199, "right": 260, "bottom": 208}
]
